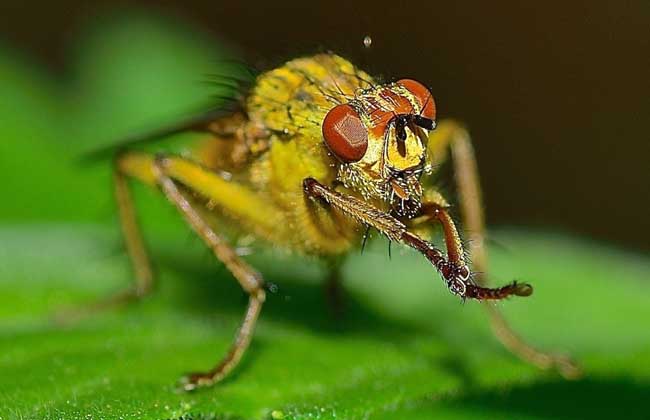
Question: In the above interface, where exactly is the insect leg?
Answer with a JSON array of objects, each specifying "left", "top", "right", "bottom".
[
  {"left": 303, "top": 178, "right": 530, "bottom": 300},
  {"left": 53, "top": 157, "right": 155, "bottom": 323},
  {"left": 122, "top": 153, "right": 275, "bottom": 390},
  {"left": 324, "top": 258, "right": 346, "bottom": 318},
  {"left": 113, "top": 156, "right": 155, "bottom": 298},
  {"left": 426, "top": 119, "right": 581, "bottom": 378}
]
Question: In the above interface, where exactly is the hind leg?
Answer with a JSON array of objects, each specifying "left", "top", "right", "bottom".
[{"left": 54, "top": 156, "right": 156, "bottom": 323}]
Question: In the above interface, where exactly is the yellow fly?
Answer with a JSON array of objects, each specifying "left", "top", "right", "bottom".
[{"left": 84, "top": 53, "right": 579, "bottom": 390}]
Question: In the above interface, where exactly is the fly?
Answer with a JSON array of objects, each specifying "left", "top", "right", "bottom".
[{"left": 75, "top": 53, "right": 579, "bottom": 390}]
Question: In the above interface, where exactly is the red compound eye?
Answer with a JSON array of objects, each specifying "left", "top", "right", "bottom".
[
  {"left": 397, "top": 79, "right": 436, "bottom": 121},
  {"left": 322, "top": 104, "right": 368, "bottom": 162}
]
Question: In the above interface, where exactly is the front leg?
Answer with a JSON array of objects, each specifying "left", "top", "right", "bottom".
[
  {"left": 426, "top": 120, "right": 580, "bottom": 377},
  {"left": 303, "top": 178, "right": 531, "bottom": 300}
]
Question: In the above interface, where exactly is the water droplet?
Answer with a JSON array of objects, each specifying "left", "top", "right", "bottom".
[{"left": 363, "top": 35, "right": 372, "bottom": 48}]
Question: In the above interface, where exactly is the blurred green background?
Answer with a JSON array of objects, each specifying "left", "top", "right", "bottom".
[{"left": 0, "top": 2, "right": 648, "bottom": 419}]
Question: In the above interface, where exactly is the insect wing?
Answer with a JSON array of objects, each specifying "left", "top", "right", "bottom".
[{"left": 79, "top": 104, "right": 239, "bottom": 163}]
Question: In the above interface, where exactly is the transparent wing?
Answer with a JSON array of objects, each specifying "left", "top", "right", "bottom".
[{"left": 79, "top": 102, "right": 241, "bottom": 163}]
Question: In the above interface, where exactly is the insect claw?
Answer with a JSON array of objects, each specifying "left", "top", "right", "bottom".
[
  {"left": 177, "top": 375, "right": 198, "bottom": 392},
  {"left": 178, "top": 372, "right": 214, "bottom": 392},
  {"left": 512, "top": 282, "right": 534, "bottom": 297}
]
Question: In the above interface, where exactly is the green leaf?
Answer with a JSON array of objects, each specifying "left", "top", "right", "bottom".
[{"left": 0, "top": 226, "right": 648, "bottom": 419}]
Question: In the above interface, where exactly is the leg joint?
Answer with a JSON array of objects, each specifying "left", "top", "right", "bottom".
[
  {"left": 250, "top": 287, "right": 266, "bottom": 303},
  {"left": 302, "top": 177, "right": 319, "bottom": 195}
]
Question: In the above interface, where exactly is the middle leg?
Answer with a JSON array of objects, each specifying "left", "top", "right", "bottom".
[
  {"left": 119, "top": 152, "right": 278, "bottom": 389},
  {"left": 323, "top": 257, "right": 346, "bottom": 318}
]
